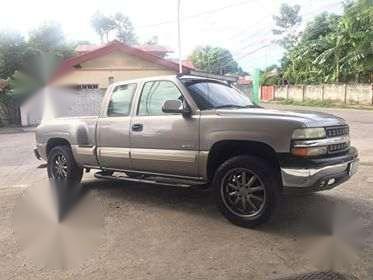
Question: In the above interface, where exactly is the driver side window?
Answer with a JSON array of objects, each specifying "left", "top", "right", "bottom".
[{"left": 138, "top": 81, "right": 183, "bottom": 116}]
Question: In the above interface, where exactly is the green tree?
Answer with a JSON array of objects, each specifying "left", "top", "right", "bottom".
[
  {"left": 29, "top": 22, "right": 63, "bottom": 50},
  {"left": 16, "top": 22, "right": 72, "bottom": 86},
  {"left": 0, "top": 23, "right": 73, "bottom": 125},
  {"left": 272, "top": 3, "right": 302, "bottom": 49},
  {"left": 278, "top": 0, "right": 372, "bottom": 84},
  {"left": 0, "top": 31, "right": 27, "bottom": 79},
  {"left": 190, "top": 46, "right": 244, "bottom": 75},
  {"left": 91, "top": 12, "right": 137, "bottom": 45},
  {"left": 91, "top": 12, "right": 116, "bottom": 44},
  {"left": 113, "top": 13, "right": 137, "bottom": 45},
  {"left": 337, "top": 0, "right": 373, "bottom": 82},
  {"left": 260, "top": 65, "right": 282, "bottom": 85},
  {"left": 302, "top": 13, "right": 339, "bottom": 42}
]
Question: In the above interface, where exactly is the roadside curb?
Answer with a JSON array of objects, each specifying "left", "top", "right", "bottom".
[{"left": 0, "top": 127, "right": 36, "bottom": 134}]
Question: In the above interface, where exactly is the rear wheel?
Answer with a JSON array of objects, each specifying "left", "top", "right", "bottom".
[
  {"left": 47, "top": 145, "right": 83, "bottom": 184},
  {"left": 213, "top": 155, "right": 280, "bottom": 228},
  {"left": 47, "top": 145, "right": 83, "bottom": 220}
]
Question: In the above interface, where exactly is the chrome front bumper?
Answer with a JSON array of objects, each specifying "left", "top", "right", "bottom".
[{"left": 281, "top": 158, "right": 359, "bottom": 190}]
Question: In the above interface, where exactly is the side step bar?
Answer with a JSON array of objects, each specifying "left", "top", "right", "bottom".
[{"left": 94, "top": 171, "right": 207, "bottom": 188}]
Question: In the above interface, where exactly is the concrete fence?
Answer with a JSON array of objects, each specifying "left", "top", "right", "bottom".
[{"left": 261, "top": 84, "right": 373, "bottom": 105}]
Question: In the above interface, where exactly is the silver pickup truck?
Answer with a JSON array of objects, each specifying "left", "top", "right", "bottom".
[{"left": 34, "top": 74, "right": 359, "bottom": 227}]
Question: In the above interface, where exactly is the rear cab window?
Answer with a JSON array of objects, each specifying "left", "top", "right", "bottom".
[{"left": 107, "top": 83, "right": 137, "bottom": 116}]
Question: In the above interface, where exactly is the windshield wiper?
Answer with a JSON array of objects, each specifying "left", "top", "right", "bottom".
[
  {"left": 214, "top": 104, "right": 248, "bottom": 109},
  {"left": 242, "top": 104, "right": 262, "bottom": 108},
  {"left": 214, "top": 104, "right": 262, "bottom": 109}
]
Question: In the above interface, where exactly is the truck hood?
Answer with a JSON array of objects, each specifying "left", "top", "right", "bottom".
[{"left": 216, "top": 108, "right": 346, "bottom": 127}]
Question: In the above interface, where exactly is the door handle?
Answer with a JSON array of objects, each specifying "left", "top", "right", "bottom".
[{"left": 132, "top": 123, "right": 143, "bottom": 131}]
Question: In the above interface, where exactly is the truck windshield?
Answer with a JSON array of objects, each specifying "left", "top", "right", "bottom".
[{"left": 184, "top": 81, "right": 254, "bottom": 110}]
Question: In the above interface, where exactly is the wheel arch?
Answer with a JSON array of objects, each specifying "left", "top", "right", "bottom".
[
  {"left": 46, "top": 137, "right": 71, "bottom": 156},
  {"left": 206, "top": 140, "right": 282, "bottom": 184}
]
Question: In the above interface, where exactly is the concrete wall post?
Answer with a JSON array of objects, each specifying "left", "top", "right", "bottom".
[
  {"left": 344, "top": 84, "right": 347, "bottom": 104},
  {"left": 286, "top": 85, "right": 289, "bottom": 100},
  {"left": 302, "top": 85, "right": 306, "bottom": 101}
]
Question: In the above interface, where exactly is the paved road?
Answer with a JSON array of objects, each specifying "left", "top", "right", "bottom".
[{"left": 0, "top": 106, "right": 373, "bottom": 279}]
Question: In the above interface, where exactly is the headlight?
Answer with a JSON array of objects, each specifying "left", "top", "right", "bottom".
[{"left": 292, "top": 128, "right": 326, "bottom": 140}]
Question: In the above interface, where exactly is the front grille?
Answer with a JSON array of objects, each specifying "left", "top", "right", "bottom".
[
  {"left": 328, "top": 142, "right": 349, "bottom": 153},
  {"left": 325, "top": 125, "right": 350, "bottom": 154},
  {"left": 325, "top": 125, "right": 349, "bottom": 138}
]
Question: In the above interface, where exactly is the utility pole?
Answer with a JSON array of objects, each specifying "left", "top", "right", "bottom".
[{"left": 177, "top": 0, "right": 182, "bottom": 73}]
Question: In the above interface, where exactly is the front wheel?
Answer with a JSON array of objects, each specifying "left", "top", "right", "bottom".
[{"left": 213, "top": 155, "right": 280, "bottom": 228}]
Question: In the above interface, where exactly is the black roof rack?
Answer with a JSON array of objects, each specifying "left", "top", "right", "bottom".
[{"left": 177, "top": 70, "right": 238, "bottom": 83}]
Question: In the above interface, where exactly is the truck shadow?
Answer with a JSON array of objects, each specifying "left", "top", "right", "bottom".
[
  {"left": 82, "top": 178, "right": 373, "bottom": 238},
  {"left": 82, "top": 178, "right": 221, "bottom": 219}
]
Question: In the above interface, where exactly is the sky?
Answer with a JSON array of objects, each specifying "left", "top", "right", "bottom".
[{"left": 0, "top": 0, "right": 344, "bottom": 73}]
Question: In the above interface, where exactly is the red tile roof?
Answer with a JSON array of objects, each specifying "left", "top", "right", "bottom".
[
  {"left": 180, "top": 60, "right": 195, "bottom": 69},
  {"left": 135, "top": 44, "right": 173, "bottom": 54},
  {"left": 168, "top": 59, "right": 195, "bottom": 70},
  {"left": 75, "top": 43, "right": 173, "bottom": 55},
  {"left": 75, "top": 44, "right": 100, "bottom": 54},
  {"left": 52, "top": 40, "right": 192, "bottom": 82}
]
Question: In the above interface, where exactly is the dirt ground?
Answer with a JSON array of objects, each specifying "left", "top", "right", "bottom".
[{"left": 0, "top": 105, "right": 372, "bottom": 280}]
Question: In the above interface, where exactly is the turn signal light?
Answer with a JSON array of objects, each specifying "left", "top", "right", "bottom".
[{"left": 291, "top": 146, "right": 328, "bottom": 157}]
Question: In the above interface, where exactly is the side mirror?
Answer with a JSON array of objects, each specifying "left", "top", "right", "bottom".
[{"left": 162, "top": 100, "right": 191, "bottom": 116}]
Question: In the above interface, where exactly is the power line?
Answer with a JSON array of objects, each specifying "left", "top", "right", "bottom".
[
  {"left": 228, "top": 1, "right": 342, "bottom": 48},
  {"left": 207, "top": 1, "right": 342, "bottom": 63},
  {"left": 136, "top": 0, "right": 254, "bottom": 29},
  {"left": 180, "top": 0, "right": 341, "bottom": 59},
  {"left": 217, "top": 43, "right": 274, "bottom": 70},
  {"left": 207, "top": 0, "right": 343, "bottom": 70},
  {"left": 164, "top": 0, "right": 342, "bottom": 72}
]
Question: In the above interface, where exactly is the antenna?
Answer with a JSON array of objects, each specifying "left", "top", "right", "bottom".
[{"left": 177, "top": 0, "right": 182, "bottom": 73}]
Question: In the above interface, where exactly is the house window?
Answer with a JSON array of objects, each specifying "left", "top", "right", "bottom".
[{"left": 69, "top": 84, "right": 99, "bottom": 90}]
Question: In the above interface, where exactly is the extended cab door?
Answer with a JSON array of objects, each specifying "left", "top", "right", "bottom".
[
  {"left": 130, "top": 80, "right": 200, "bottom": 177},
  {"left": 96, "top": 82, "right": 137, "bottom": 170}
]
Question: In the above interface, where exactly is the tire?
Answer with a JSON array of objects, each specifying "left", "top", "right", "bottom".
[
  {"left": 47, "top": 145, "right": 83, "bottom": 185},
  {"left": 47, "top": 145, "right": 83, "bottom": 220},
  {"left": 213, "top": 155, "right": 280, "bottom": 228}
]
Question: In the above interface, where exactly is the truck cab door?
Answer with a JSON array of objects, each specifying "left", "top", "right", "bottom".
[
  {"left": 130, "top": 80, "right": 199, "bottom": 177},
  {"left": 96, "top": 83, "right": 137, "bottom": 170}
]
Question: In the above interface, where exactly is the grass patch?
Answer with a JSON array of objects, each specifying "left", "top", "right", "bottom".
[{"left": 272, "top": 98, "right": 373, "bottom": 110}]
